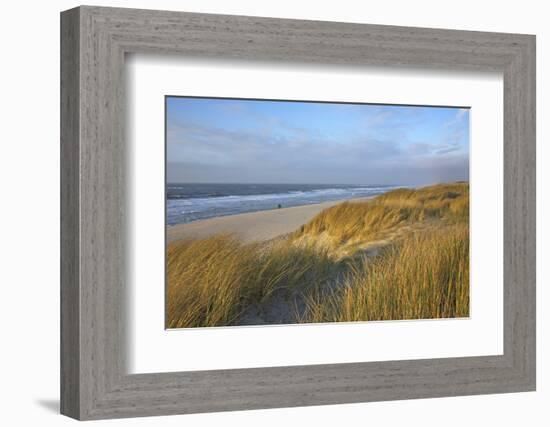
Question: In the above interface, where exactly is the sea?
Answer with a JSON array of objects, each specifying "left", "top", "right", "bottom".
[{"left": 166, "top": 183, "right": 403, "bottom": 226}]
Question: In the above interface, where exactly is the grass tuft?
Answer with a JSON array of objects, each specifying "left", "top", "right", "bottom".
[
  {"left": 299, "top": 223, "right": 469, "bottom": 322},
  {"left": 293, "top": 181, "right": 469, "bottom": 248},
  {"left": 166, "top": 235, "right": 333, "bottom": 328}
]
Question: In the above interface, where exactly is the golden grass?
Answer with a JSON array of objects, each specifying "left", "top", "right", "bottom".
[
  {"left": 166, "top": 235, "right": 333, "bottom": 328},
  {"left": 293, "top": 181, "right": 469, "bottom": 248},
  {"left": 299, "top": 223, "right": 469, "bottom": 322},
  {"left": 166, "top": 182, "right": 470, "bottom": 328}
]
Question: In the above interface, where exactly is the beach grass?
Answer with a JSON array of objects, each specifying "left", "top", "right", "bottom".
[
  {"left": 166, "top": 182, "right": 469, "bottom": 328},
  {"left": 299, "top": 223, "right": 469, "bottom": 323},
  {"left": 293, "top": 181, "right": 468, "bottom": 248},
  {"left": 166, "top": 235, "right": 334, "bottom": 328}
]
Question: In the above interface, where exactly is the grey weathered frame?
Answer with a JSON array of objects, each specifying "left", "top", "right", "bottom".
[{"left": 60, "top": 5, "right": 536, "bottom": 420}]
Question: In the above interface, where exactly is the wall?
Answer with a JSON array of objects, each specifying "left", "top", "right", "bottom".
[{"left": 0, "top": 0, "right": 546, "bottom": 425}]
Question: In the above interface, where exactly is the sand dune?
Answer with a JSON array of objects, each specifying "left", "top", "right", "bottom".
[
  {"left": 167, "top": 198, "right": 371, "bottom": 243},
  {"left": 166, "top": 183, "right": 470, "bottom": 328}
]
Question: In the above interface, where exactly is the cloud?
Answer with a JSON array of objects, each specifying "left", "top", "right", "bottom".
[
  {"left": 445, "top": 108, "right": 469, "bottom": 128},
  {"left": 168, "top": 121, "right": 468, "bottom": 185},
  {"left": 166, "top": 102, "right": 469, "bottom": 186}
]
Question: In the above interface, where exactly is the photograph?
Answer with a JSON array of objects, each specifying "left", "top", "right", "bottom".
[{"left": 165, "top": 96, "right": 470, "bottom": 329}]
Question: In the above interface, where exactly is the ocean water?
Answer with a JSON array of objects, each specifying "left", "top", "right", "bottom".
[{"left": 166, "top": 183, "right": 402, "bottom": 226}]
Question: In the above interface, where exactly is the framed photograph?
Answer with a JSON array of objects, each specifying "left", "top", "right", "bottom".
[
  {"left": 60, "top": 6, "right": 536, "bottom": 420},
  {"left": 164, "top": 97, "right": 471, "bottom": 329}
]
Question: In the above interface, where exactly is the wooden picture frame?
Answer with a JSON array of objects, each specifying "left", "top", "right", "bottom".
[{"left": 60, "top": 5, "right": 536, "bottom": 420}]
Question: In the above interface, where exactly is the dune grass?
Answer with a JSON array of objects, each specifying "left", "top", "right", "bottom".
[
  {"left": 299, "top": 223, "right": 469, "bottom": 323},
  {"left": 293, "top": 181, "right": 468, "bottom": 249},
  {"left": 166, "top": 235, "right": 334, "bottom": 328},
  {"left": 166, "top": 182, "right": 469, "bottom": 328}
]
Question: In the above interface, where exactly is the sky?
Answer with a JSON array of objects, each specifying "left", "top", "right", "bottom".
[{"left": 166, "top": 97, "right": 469, "bottom": 186}]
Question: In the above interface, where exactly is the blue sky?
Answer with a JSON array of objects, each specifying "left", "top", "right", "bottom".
[{"left": 166, "top": 97, "right": 469, "bottom": 185}]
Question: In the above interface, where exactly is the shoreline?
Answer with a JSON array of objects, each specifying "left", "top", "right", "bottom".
[{"left": 167, "top": 197, "right": 372, "bottom": 244}]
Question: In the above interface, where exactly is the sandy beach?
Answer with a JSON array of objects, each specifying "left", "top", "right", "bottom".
[{"left": 167, "top": 197, "right": 371, "bottom": 244}]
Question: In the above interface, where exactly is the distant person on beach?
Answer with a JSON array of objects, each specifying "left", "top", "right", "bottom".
[{"left": 277, "top": 204, "right": 282, "bottom": 209}]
